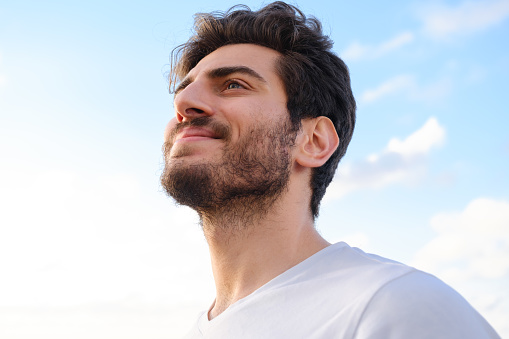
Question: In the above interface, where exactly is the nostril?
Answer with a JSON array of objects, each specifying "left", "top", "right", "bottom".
[{"left": 185, "top": 108, "right": 205, "bottom": 114}]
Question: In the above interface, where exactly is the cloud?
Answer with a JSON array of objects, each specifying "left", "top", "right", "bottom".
[
  {"left": 0, "top": 167, "right": 214, "bottom": 337},
  {"left": 360, "top": 74, "right": 452, "bottom": 104},
  {"left": 0, "top": 168, "right": 213, "bottom": 307},
  {"left": 412, "top": 197, "right": 509, "bottom": 337},
  {"left": 413, "top": 198, "right": 509, "bottom": 281},
  {"left": 419, "top": 0, "right": 509, "bottom": 39},
  {"left": 325, "top": 117, "right": 445, "bottom": 201},
  {"left": 1, "top": 300, "right": 206, "bottom": 339},
  {"left": 360, "top": 75, "right": 414, "bottom": 103},
  {"left": 385, "top": 117, "right": 446, "bottom": 158},
  {"left": 341, "top": 32, "right": 414, "bottom": 62}
]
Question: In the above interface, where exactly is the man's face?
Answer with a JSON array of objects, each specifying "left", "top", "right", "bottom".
[{"left": 161, "top": 44, "right": 298, "bottom": 214}]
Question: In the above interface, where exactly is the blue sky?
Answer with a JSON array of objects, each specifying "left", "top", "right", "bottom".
[{"left": 1, "top": 0, "right": 508, "bottom": 338}]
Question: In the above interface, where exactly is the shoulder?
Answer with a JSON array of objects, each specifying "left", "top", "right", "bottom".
[{"left": 354, "top": 270, "right": 500, "bottom": 339}]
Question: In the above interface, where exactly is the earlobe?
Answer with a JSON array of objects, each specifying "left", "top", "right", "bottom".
[{"left": 296, "top": 117, "right": 339, "bottom": 168}]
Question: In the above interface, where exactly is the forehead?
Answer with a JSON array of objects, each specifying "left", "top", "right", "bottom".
[{"left": 187, "top": 44, "right": 282, "bottom": 82}]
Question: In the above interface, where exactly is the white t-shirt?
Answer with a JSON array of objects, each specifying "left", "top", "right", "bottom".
[{"left": 184, "top": 242, "right": 499, "bottom": 338}]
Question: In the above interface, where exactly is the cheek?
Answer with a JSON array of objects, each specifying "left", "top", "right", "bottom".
[{"left": 164, "top": 118, "right": 178, "bottom": 142}]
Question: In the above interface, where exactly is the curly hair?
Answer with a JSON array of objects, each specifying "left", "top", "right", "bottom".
[{"left": 170, "top": 1, "right": 356, "bottom": 218}]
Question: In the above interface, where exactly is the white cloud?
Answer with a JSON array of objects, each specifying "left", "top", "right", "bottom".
[
  {"left": 361, "top": 75, "right": 414, "bottom": 103},
  {"left": 0, "top": 167, "right": 214, "bottom": 337},
  {"left": 419, "top": 0, "right": 509, "bottom": 39},
  {"left": 325, "top": 117, "right": 445, "bottom": 201},
  {"left": 412, "top": 198, "right": 509, "bottom": 337},
  {"left": 360, "top": 74, "right": 452, "bottom": 104},
  {"left": 377, "top": 32, "right": 415, "bottom": 54},
  {"left": 341, "top": 32, "right": 414, "bottom": 62},
  {"left": 413, "top": 198, "right": 509, "bottom": 281},
  {"left": 385, "top": 117, "right": 446, "bottom": 158},
  {"left": 1, "top": 301, "right": 205, "bottom": 339},
  {"left": 0, "top": 168, "right": 213, "bottom": 304}
]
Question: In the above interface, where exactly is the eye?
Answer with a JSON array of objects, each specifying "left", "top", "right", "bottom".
[{"left": 225, "top": 81, "right": 244, "bottom": 90}]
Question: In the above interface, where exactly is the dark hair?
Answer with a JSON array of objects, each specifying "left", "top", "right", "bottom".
[{"left": 170, "top": 1, "right": 356, "bottom": 218}]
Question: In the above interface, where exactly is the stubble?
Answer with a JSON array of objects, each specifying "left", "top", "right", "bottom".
[{"left": 161, "top": 116, "right": 298, "bottom": 230}]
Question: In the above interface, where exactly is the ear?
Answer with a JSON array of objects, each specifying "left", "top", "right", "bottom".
[{"left": 295, "top": 117, "right": 339, "bottom": 168}]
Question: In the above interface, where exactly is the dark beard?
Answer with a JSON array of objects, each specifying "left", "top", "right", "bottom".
[{"left": 160, "top": 117, "right": 298, "bottom": 225}]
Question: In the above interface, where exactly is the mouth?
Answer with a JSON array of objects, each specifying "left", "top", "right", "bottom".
[
  {"left": 174, "top": 127, "right": 221, "bottom": 143},
  {"left": 167, "top": 117, "right": 231, "bottom": 150}
]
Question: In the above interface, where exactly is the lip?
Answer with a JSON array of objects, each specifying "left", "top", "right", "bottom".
[{"left": 175, "top": 127, "right": 219, "bottom": 143}]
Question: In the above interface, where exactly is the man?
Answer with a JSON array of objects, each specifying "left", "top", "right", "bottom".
[{"left": 161, "top": 2, "right": 499, "bottom": 338}]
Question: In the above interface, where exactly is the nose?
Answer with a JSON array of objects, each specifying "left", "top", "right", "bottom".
[{"left": 173, "top": 81, "right": 213, "bottom": 123}]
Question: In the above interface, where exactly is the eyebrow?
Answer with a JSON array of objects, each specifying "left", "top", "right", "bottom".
[
  {"left": 174, "top": 66, "right": 267, "bottom": 94},
  {"left": 208, "top": 66, "right": 266, "bottom": 83}
]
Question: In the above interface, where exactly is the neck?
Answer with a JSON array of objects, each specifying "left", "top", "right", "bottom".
[{"left": 199, "top": 186, "right": 330, "bottom": 319}]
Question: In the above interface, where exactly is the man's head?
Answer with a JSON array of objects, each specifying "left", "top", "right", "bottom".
[
  {"left": 166, "top": 1, "right": 356, "bottom": 218},
  {"left": 162, "top": 44, "right": 299, "bottom": 225}
]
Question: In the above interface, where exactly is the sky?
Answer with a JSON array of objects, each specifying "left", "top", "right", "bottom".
[{"left": 0, "top": 0, "right": 508, "bottom": 338}]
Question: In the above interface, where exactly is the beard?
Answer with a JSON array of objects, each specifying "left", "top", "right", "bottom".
[{"left": 160, "top": 116, "right": 298, "bottom": 225}]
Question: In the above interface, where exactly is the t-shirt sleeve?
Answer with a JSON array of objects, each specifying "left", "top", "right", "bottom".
[{"left": 353, "top": 270, "right": 500, "bottom": 339}]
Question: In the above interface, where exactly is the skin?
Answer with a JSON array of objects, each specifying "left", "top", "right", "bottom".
[{"left": 164, "top": 44, "right": 339, "bottom": 319}]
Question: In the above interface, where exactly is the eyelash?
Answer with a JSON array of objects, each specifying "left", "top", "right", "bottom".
[{"left": 224, "top": 79, "right": 245, "bottom": 90}]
